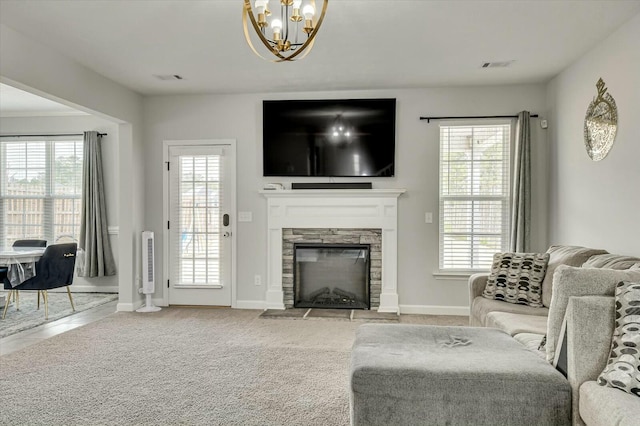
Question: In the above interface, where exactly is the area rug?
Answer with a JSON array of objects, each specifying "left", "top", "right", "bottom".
[
  {"left": 0, "top": 292, "right": 118, "bottom": 338},
  {"left": 0, "top": 308, "right": 467, "bottom": 425}
]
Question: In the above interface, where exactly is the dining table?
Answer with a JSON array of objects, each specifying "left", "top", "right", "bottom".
[{"left": 0, "top": 248, "right": 46, "bottom": 288}]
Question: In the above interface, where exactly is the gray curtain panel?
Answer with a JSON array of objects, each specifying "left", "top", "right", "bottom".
[
  {"left": 510, "top": 111, "right": 531, "bottom": 252},
  {"left": 79, "top": 131, "right": 116, "bottom": 277}
]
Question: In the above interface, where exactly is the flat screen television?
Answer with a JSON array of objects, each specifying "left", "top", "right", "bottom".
[{"left": 263, "top": 98, "right": 396, "bottom": 177}]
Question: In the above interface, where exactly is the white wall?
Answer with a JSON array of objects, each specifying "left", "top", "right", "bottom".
[
  {"left": 1, "top": 24, "right": 145, "bottom": 310},
  {"left": 0, "top": 115, "right": 120, "bottom": 292},
  {"left": 143, "top": 85, "right": 548, "bottom": 313},
  {"left": 546, "top": 13, "right": 640, "bottom": 256}
]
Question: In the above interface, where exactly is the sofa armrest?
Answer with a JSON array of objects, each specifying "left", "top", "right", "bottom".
[
  {"left": 469, "top": 273, "right": 489, "bottom": 305},
  {"left": 545, "top": 266, "right": 640, "bottom": 363},
  {"left": 564, "top": 295, "right": 615, "bottom": 426}
]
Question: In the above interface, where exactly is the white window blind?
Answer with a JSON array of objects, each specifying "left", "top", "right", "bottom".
[
  {"left": 439, "top": 123, "right": 510, "bottom": 270},
  {"left": 0, "top": 137, "right": 83, "bottom": 247},
  {"left": 169, "top": 147, "right": 225, "bottom": 287}
]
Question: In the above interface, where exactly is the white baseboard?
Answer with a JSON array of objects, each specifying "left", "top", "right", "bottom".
[
  {"left": 117, "top": 301, "right": 143, "bottom": 312},
  {"left": 235, "top": 300, "right": 267, "bottom": 310},
  {"left": 152, "top": 297, "right": 166, "bottom": 307},
  {"left": 399, "top": 304, "right": 470, "bottom": 316},
  {"left": 120, "top": 297, "right": 167, "bottom": 312}
]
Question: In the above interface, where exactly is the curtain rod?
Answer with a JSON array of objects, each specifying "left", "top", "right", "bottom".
[
  {"left": 0, "top": 132, "right": 107, "bottom": 138},
  {"left": 419, "top": 114, "right": 538, "bottom": 123}
]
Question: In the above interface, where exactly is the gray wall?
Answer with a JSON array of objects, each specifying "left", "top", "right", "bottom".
[
  {"left": 1, "top": 24, "right": 145, "bottom": 310},
  {"left": 546, "top": 13, "right": 640, "bottom": 256},
  {"left": 143, "top": 85, "right": 548, "bottom": 312},
  {"left": 0, "top": 114, "right": 120, "bottom": 291}
]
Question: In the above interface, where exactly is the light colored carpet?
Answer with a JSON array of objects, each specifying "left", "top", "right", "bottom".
[
  {"left": 0, "top": 308, "right": 468, "bottom": 425},
  {"left": 0, "top": 292, "right": 118, "bottom": 338}
]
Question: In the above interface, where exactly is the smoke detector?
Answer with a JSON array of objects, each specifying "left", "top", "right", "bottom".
[
  {"left": 481, "top": 61, "right": 514, "bottom": 68},
  {"left": 153, "top": 74, "right": 184, "bottom": 81}
]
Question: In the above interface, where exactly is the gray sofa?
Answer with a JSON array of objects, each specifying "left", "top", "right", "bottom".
[
  {"left": 350, "top": 245, "right": 640, "bottom": 426},
  {"left": 469, "top": 245, "right": 640, "bottom": 425},
  {"left": 565, "top": 296, "right": 640, "bottom": 426}
]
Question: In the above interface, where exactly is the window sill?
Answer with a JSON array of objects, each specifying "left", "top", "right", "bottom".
[{"left": 432, "top": 270, "right": 489, "bottom": 280}]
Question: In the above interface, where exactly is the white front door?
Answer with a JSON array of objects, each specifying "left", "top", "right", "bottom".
[{"left": 166, "top": 143, "right": 234, "bottom": 306}]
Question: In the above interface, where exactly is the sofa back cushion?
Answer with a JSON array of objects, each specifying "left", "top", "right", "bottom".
[
  {"left": 546, "top": 266, "right": 640, "bottom": 363},
  {"left": 542, "top": 245, "right": 608, "bottom": 307},
  {"left": 583, "top": 253, "right": 640, "bottom": 270},
  {"left": 483, "top": 252, "right": 549, "bottom": 308}
]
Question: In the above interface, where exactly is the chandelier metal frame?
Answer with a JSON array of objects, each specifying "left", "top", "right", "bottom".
[{"left": 243, "top": 0, "right": 328, "bottom": 62}]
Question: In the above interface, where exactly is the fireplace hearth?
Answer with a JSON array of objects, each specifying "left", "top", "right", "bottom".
[{"left": 294, "top": 244, "right": 370, "bottom": 310}]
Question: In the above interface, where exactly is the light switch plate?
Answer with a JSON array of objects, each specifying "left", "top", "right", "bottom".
[
  {"left": 238, "top": 211, "right": 253, "bottom": 222},
  {"left": 425, "top": 212, "right": 433, "bottom": 224}
]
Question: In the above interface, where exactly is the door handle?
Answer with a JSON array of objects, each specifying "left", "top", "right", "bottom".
[{"left": 223, "top": 214, "right": 230, "bottom": 227}]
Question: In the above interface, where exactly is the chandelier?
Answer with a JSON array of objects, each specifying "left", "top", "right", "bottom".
[{"left": 243, "top": 0, "right": 328, "bottom": 62}]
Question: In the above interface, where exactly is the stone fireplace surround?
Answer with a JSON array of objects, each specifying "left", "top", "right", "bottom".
[
  {"left": 261, "top": 189, "right": 405, "bottom": 313},
  {"left": 283, "top": 228, "right": 382, "bottom": 309}
]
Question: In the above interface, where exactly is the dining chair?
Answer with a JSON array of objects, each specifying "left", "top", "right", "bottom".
[
  {"left": 0, "top": 239, "right": 48, "bottom": 311},
  {"left": 2, "top": 243, "right": 77, "bottom": 320}
]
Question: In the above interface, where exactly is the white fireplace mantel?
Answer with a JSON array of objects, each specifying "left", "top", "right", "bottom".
[{"left": 260, "top": 189, "right": 406, "bottom": 313}]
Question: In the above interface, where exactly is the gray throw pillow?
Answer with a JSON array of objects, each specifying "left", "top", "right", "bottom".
[
  {"left": 597, "top": 281, "right": 640, "bottom": 397},
  {"left": 482, "top": 252, "right": 550, "bottom": 308}
]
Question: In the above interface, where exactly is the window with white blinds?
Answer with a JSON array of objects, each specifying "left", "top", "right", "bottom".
[
  {"left": 439, "top": 123, "right": 510, "bottom": 270},
  {"left": 0, "top": 138, "right": 83, "bottom": 248},
  {"left": 169, "top": 147, "right": 224, "bottom": 287}
]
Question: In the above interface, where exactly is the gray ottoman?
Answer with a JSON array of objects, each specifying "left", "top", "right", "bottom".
[{"left": 350, "top": 325, "right": 571, "bottom": 426}]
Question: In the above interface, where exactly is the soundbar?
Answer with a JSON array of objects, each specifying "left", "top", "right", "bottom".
[{"left": 291, "top": 182, "right": 372, "bottom": 190}]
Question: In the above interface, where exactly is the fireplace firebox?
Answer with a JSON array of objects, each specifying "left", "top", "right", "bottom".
[{"left": 293, "top": 244, "right": 370, "bottom": 309}]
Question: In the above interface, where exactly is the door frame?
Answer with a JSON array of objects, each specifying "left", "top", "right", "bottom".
[{"left": 162, "top": 139, "right": 237, "bottom": 307}]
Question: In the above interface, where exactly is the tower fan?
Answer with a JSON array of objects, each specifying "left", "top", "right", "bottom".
[{"left": 137, "top": 231, "right": 161, "bottom": 312}]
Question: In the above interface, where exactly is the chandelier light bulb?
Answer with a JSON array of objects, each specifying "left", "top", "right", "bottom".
[
  {"left": 254, "top": 0, "right": 267, "bottom": 12},
  {"left": 271, "top": 18, "right": 284, "bottom": 45},
  {"left": 302, "top": 4, "right": 315, "bottom": 19},
  {"left": 291, "top": 0, "right": 303, "bottom": 22}
]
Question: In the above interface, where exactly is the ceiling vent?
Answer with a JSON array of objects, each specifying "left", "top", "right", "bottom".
[
  {"left": 481, "top": 61, "right": 514, "bottom": 68},
  {"left": 153, "top": 74, "right": 184, "bottom": 81}
]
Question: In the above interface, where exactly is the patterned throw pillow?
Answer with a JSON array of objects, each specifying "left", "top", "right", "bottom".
[
  {"left": 482, "top": 252, "right": 550, "bottom": 308},
  {"left": 597, "top": 281, "right": 640, "bottom": 397}
]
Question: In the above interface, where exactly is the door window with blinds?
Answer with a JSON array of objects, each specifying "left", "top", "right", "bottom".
[
  {"left": 0, "top": 137, "right": 83, "bottom": 248},
  {"left": 169, "top": 147, "right": 224, "bottom": 287},
  {"left": 439, "top": 123, "right": 511, "bottom": 270}
]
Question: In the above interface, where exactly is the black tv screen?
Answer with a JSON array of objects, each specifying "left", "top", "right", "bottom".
[{"left": 263, "top": 98, "right": 396, "bottom": 177}]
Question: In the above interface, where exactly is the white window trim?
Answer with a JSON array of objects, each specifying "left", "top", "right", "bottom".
[
  {"left": 437, "top": 120, "right": 513, "bottom": 272},
  {"left": 0, "top": 136, "right": 83, "bottom": 246}
]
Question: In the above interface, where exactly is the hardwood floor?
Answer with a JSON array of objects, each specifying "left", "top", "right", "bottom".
[{"left": 0, "top": 300, "right": 117, "bottom": 356}]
